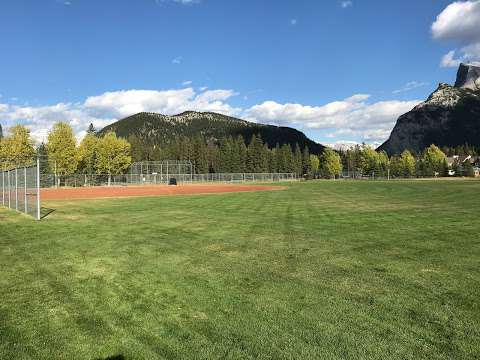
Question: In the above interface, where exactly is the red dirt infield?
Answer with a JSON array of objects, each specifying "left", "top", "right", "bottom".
[{"left": 40, "top": 184, "right": 287, "bottom": 201}]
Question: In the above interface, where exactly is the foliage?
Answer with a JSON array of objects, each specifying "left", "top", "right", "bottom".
[
  {"left": 95, "top": 132, "right": 132, "bottom": 180},
  {"left": 309, "top": 154, "right": 320, "bottom": 175},
  {"left": 422, "top": 144, "right": 447, "bottom": 177},
  {"left": 77, "top": 133, "right": 99, "bottom": 174},
  {"left": 320, "top": 148, "right": 342, "bottom": 178},
  {"left": 0, "top": 125, "right": 36, "bottom": 169},
  {"left": 46, "top": 122, "right": 78, "bottom": 176}
]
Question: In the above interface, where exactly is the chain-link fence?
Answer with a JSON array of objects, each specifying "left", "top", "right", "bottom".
[
  {"left": 1, "top": 160, "right": 41, "bottom": 220},
  {"left": 40, "top": 172, "right": 297, "bottom": 188}
]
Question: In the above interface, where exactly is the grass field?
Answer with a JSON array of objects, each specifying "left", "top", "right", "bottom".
[{"left": 1, "top": 180, "right": 479, "bottom": 359}]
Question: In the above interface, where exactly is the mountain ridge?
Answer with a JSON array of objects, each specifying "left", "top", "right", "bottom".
[
  {"left": 378, "top": 63, "right": 480, "bottom": 155},
  {"left": 98, "top": 111, "right": 325, "bottom": 154}
]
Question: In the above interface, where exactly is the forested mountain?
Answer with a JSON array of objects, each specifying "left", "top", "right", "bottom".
[
  {"left": 379, "top": 63, "right": 480, "bottom": 155},
  {"left": 98, "top": 111, "right": 324, "bottom": 154}
]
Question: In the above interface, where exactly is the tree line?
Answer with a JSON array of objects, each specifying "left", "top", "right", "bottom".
[
  {"left": 0, "top": 121, "right": 476, "bottom": 179},
  {"left": 339, "top": 144, "right": 476, "bottom": 178},
  {"left": 0, "top": 123, "right": 131, "bottom": 184}
]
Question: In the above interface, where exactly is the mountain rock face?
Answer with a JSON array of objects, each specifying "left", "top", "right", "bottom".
[
  {"left": 378, "top": 63, "right": 480, "bottom": 155},
  {"left": 455, "top": 63, "right": 480, "bottom": 91},
  {"left": 99, "top": 111, "right": 325, "bottom": 154}
]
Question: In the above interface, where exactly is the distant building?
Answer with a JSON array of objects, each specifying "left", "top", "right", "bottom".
[{"left": 446, "top": 155, "right": 480, "bottom": 177}]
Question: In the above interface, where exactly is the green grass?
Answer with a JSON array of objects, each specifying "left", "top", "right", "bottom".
[{"left": 1, "top": 180, "right": 479, "bottom": 359}]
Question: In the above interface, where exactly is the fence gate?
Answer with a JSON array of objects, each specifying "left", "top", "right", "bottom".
[{"left": 1, "top": 159, "right": 41, "bottom": 220}]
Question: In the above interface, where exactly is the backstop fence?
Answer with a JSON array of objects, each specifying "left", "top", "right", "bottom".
[
  {"left": 0, "top": 159, "right": 41, "bottom": 220},
  {"left": 40, "top": 172, "right": 297, "bottom": 187}
]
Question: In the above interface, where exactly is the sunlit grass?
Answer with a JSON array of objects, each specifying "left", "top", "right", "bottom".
[{"left": 1, "top": 180, "right": 479, "bottom": 359}]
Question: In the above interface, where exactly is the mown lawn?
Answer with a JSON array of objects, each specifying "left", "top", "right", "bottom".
[{"left": 0, "top": 180, "right": 479, "bottom": 359}]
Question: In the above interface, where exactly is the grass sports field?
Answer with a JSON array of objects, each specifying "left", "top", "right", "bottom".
[{"left": 1, "top": 180, "right": 479, "bottom": 359}]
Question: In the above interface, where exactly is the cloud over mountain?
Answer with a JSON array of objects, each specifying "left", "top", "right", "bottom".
[
  {"left": 432, "top": 0, "right": 480, "bottom": 67},
  {"left": 0, "top": 89, "right": 419, "bottom": 145}
]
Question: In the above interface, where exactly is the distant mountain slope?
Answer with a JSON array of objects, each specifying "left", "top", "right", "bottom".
[
  {"left": 379, "top": 63, "right": 480, "bottom": 155},
  {"left": 98, "top": 111, "right": 325, "bottom": 154}
]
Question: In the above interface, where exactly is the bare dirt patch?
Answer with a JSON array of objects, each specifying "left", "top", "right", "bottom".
[{"left": 40, "top": 184, "right": 286, "bottom": 201}]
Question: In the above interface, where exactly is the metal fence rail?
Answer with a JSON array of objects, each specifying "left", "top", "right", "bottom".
[
  {"left": 40, "top": 172, "right": 297, "bottom": 188},
  {"left": 1, "top": 159, "right": 41, "bottom": 220}
]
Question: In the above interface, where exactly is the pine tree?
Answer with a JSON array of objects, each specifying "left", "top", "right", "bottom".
[
  {"left": 87, "top": 123, "right": 96, "bottom": 135},
  {"left": 192, "top": 135, "right": 208, "bottom": 173},
  {"left": 282, "top": 144, "right": 294, "bottom": 173},
  {"left": 36, "top": 142, "right": 50, "bottom": 175},
  {"left": 302, "top": 146, "right": 311, "bottom": 175},
  {"left": 236, "top": 136, "right": 247, "bottom": 173},
  {"left": 293, "top": 143, "right": 302, "bottom": 176}
]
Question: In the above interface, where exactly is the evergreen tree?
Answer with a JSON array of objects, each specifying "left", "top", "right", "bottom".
[
  {"left": 127, "top": 135, "right": 145, "bottom": 162},
  {"left": 192, "top": 135, "right": 208, "bottom": 173},
  {"left": 218, "top": 137, "right": 233, "bottom": 172},
  {"left": 247, "top": 134, "right": 268, "bottom": 172},
  {"left": 293, "top": 143, "right": 303, "bottom": 176},
  {"left": 282, "top": 144, "right": 294, "bottom": 173},
  {"left": 236, "top": 136, "right": 248, "bottom": 173},
  {"left": 302, "top": 146, "right": 311, "bottom": 175},
  {"left": 36, "top": 142, "right": 50, "bottom": 175},
  {"left": 87, "top": 123, "right": 96, "bottom": 135}
]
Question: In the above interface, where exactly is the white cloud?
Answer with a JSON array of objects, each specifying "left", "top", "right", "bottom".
[
  {"left": 340, "top": 1, "right": 353, "bottom": 9},
  {"left": 173, "top": 0, "right": 199, "bottom": 4},
  {"left": 172, "top": 56, "right": 183, "bottom": 64},
  {"left": 245, "top": 95, "right": 420, "bottom": 143},
  {"left": 0, "top": 87, "right": 241, "bottom": 143},
  {"left": 392, "top": 81, "right": 429, "bottom": 94},
  {"left": 432, "top": 1, "right": 480, "bottom": 67},
  {"left": 182, "top": 80, "right": 193, "bottom": 86},
  {"left": 156, "top": 0, "right": 199, "bottom": 4},
  {"left": 0, "top": 86, "right": 419, "bottom": 146}
]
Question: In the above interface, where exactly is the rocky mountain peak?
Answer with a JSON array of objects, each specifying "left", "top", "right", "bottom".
[
  {"left": 454, "top": 63, "right": 480, "bottom": 91},
  {"left": 378, "top": 63, "right": 480, "bottom": 155}
]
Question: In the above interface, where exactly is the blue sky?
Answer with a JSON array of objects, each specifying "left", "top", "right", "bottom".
[{"left": 1, "top": 0, "right": 479, "bottom": 147}]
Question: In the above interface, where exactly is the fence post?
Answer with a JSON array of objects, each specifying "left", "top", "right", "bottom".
[
  {"left": 7, "top": 170, "right": 11, "bottom": 208},
  {"left": 24, "top": 167, "right": 28, "bottom": 214},
  {"left": 2, "top": 171, "right": 4, "bottom": 206},
  {"left": 36, "top": 158, "right": 41, "bottom": 220},
  {"left": 15, "top": 168, "right": 18, "bottom": 211}
]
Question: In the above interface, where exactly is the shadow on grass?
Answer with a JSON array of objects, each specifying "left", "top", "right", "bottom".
[
  {"left": 95, "top": 355, "right": 125, "bottom": 360},
  {"left": 40, "top": 207, "right": 55, "bottom": 219}
]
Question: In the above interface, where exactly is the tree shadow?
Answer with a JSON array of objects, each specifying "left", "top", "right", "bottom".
[{"left": 40, "top": 207, "right": 55, "bottom": 219}]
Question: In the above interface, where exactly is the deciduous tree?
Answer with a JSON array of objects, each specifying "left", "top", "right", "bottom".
[
  {"left": 96, "top": 131, "right": 132, "bottom": 185},
  {"left": 46, "top": 122, "right": 78, "bottom": 178},
  {"left": 0, "top": 125, "right": 36, "bottom": 169},
  {"left": 320, "top": 148, "right": 342, "bottom": 179}
]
